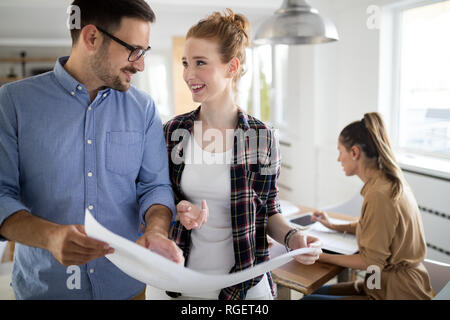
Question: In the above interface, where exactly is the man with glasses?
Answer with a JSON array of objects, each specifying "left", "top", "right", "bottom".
[
  {"left": 0, "top": 0, "right": 182, "bottom": 299},
  {"left": 96, "top": 26, "right": 151, "bottom": 64}
]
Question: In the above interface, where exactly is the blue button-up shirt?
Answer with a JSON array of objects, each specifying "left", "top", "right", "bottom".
[{"left": 0, "top": 56, "right": 176, "bottom": 299}]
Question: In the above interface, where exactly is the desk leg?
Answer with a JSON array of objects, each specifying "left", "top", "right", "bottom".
[
  {"left": 337, "top": 268, "right": 357, "bottom": 283},
  {"left": 1, "top": 241, "right": 14, "bottom": 263},
  {"left": 276, "top": 284, "right": 291, "bottom": 300}
]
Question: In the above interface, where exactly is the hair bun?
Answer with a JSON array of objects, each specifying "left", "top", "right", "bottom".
[{"left": 224, "top": 8, "right": 250, "bottom": 47}]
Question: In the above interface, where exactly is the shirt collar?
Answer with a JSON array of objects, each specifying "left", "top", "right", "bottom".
[
  {"left": 360, "top": 170, "right": 384, "bottom": 196},
  {"left": 53, "top": 56, "right": 83, "bottom": 95},
  {"left": 236, "top": 108, "right": 250, "bottom": 130},
  {"left": 53, "top": 56, "right": 110, "bottom": 97},
  {"left": 183, "top": 105, "right": 251, "bottom": 132}
]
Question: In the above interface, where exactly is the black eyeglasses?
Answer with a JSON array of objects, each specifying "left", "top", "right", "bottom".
[{"left": 96, "top": 26, "right": 151, "bottom": 62}]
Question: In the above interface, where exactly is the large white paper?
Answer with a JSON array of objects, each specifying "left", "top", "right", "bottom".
[{"left": 84, "top": 210, "right": 318, "bottom": 293}]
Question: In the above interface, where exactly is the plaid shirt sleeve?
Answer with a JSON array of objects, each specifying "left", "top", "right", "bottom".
[{"left": 263, "top": 126, "right": 282, "bottom": 217}]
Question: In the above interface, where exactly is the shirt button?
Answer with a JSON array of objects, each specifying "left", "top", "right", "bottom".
[
  {"left": 87, "top": 172, "right": 93, "bottom": 177},
  {"left": 77, "top": 85, "right": 82, "bottom": 90},
  {"left": 88, "top": 205, "right": 94, "bottom": 210},
  {"left": 70, "top": 91, "right": 75, "bottom": 96},
  {"left": 88, "top": 106, "right": 92, "bottom": 111},
  {"left": 87, "top": 140, "right": 92, "bottom": 145},
  {"left": 103, "top": 93, "right": 107, "bottom": 98},
  {"left": 90, "top": 268, "right": 94, "bottom": 274}
]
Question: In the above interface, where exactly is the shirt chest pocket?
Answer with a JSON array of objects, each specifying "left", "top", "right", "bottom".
[
  {"left": 245, "top": 164, "right": 272, "bottom": 202},
  {"left": 106, "top": 131, "right": 143, "bottom": 175}
]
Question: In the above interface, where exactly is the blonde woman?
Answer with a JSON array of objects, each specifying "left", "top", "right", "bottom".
[
  {"left": 306, "top": 112, "right": 434, "bottom": 300},
  {"left": 163, "top": 9, "right": 322, "bottom": 300}
]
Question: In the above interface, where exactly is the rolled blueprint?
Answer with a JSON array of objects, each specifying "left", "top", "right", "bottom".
[{"left": 84, "top": 209, "right": 319, "bottom": 293}]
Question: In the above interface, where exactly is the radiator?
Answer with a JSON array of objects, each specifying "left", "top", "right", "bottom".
[{"left": 403, "top": 170, "right": 450, "bottom": 264}]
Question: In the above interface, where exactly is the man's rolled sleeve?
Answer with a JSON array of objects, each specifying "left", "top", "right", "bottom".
[
  {"left": 0, "top": 86, "right": 30, "bottom": 241},
  {"left": 136, "top": 101, "right": 176, "bottom": 228},
  {"left": 138, "top": 186, "right": 176, "bottom": 228}
]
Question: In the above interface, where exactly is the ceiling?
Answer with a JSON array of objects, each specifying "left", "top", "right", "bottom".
[
  {"left": 0, "top": 0, "right": 282, "bottom": 9},
  {"left": 0, "top": 0, "right": 283, "bottom": 50}
]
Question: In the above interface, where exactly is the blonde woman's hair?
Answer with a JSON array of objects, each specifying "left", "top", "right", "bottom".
[
  {"left": 186, "top": 8, "right": 251, "bottom": 94},
  {"left": 339, "top": 112, "right": 405, "bottom": 200}
]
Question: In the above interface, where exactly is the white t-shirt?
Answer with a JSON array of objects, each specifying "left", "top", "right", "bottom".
[{"left": 180, "top": 136, "right": 272, "bottom": 300}]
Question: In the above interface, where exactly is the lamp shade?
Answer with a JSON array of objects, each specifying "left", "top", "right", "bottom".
[{"left": 254, "top": 0, "right": 339, "bottom": 45}]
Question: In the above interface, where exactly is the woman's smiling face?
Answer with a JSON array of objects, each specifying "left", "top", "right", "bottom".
[{"left": 182, "top": 37, "right": 233, "bottom": 104}]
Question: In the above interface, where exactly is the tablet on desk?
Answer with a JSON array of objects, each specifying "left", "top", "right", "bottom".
[{"left": 289, "top": 214, "right": 315, "bottom": 228}]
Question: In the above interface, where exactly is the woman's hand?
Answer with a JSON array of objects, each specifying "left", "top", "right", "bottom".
[
  {"left": 311, "top": 211, "right": 334, "bottom": 230},
  {"left": 176, "top": 200, "right": 209, "bottom": 230},
  {"left": 288, "top": 233, "right": 322, "bottom": 265}
]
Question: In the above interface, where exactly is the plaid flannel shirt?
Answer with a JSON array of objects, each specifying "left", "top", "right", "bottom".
[{"left": 163, "top": 106, "right": 282, "bottom": 300}]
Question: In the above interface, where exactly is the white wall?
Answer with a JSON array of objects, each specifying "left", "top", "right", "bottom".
[
  {"left": 277, "top": 0, "right": 450, "bottom": 264},
  {"left": 279, "top": 0, "right": 380, "bottom": 207}
]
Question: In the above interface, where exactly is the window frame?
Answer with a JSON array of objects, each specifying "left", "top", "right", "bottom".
[{"left": 390, "top": 0, "right": 450, "bottom": 161}]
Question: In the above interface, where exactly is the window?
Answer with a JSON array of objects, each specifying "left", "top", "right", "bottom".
[
  {"left": 238, "top": 45, "right": 288, "bottom": 126},
  {"left": 394, "top": 0, "right": 450, "bottom": 159},
  {"left": 236, "top": 48, "right": 253, "bottom": 114},
  {"left": 132, "top": 53, "right": 172, "bottom": 119},
  {"left": 238, "top": 45, "right": 272, "bottom": 121},
  {"left": 146, "top": 54, "right": 171, "bottom": 118}
]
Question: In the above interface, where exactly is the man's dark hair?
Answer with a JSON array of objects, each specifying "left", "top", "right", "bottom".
[{"left": 69, "top": 0, "right": 155, "bottom": 46}]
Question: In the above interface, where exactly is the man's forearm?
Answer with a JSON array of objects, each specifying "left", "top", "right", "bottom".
[
  {"left": 0, "top": 210, "right": 58, "bottom": 250},
  {"left": 143, "top": 204, "right": 173, "bottom": 237}
]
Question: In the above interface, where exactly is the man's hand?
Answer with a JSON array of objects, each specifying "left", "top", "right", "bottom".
[
  {"left": 136, "top": 231, "right": 184, "bottom": 265},
  {"left": 136, "top": 204, "right": 185, "bottom": 265},
  {"left": 48, "top": 224, "right": 114, "bottom": 266},
  {"left": 289, "top": 233, "right": 322, "bottom": 265},
  {"left": 176, "top": 200, "right": 208, "bottom": 230}
]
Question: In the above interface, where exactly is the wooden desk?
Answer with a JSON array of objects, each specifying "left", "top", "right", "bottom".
[{"left": 272, "top": 205, "right": 358, "bottom": 299}]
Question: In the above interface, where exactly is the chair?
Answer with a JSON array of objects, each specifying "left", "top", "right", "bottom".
[
  {"left": 320, "top": 193, "right": 364, "bottom": 217},
  {"left": 423, "top": 259, "right": 450, "bottom": 299}
]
